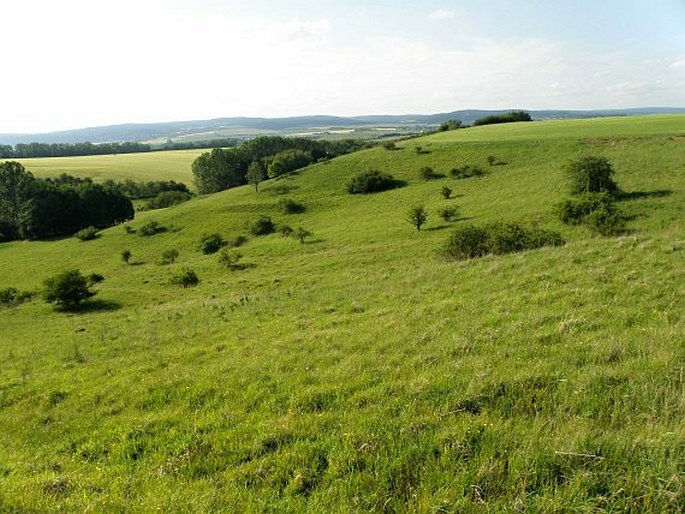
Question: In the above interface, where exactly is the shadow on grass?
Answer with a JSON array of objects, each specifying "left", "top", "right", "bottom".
[
  {"left": 64, "top": 299, "right": 123, "bottom": 313},
  {"left": 300, "top": 239, "right": 325, "bottom": 245},
  {"left": 425, "top": 225, "right": 452, "bottom": 232},
  {"left": 617, "top": 190, "right": 672, "bottom": 201}
]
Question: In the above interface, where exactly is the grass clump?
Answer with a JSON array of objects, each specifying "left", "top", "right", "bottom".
[
  {"left": 218, "top": 249, "right": 243, "bottom": 270},
  {"left": 346, "top": 170, "right": 404, "bottom": 194},
  {"left": 0, "top": 287, "right": 34, "bottom": 307},
  {"left": 444, "top": 222, "right": 564, "bottom": 260}
]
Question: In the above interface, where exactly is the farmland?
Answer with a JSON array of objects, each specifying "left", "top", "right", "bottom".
[{"left": 0, "top": 115, "right": 683, "bottom": 512}]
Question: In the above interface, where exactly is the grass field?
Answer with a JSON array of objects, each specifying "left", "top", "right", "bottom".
[
  {"left": 14, "top": 149, "right": 202, "bottom": 185},
  {"left": 0, "top": 116, "right": 683, "bottom": 512}
]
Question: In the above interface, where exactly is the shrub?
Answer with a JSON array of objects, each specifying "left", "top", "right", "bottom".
[
  {"left": 198, "top": 233, "right": 226, "bottom": 254},
  {"left": 439, "top": 207, "right": 459, "bottom": 221},
  {"left": 87, "top": 273, "right": 105, "bottom": 285},
  {"left": 294, "top": 227, "right": 312, "bottom": 243},
  {"left": 586, "top": 207, "right": 627, "bottom": 236},
  {"left": 143, "top": 190, "right": 191, "bottom": 210},
  {"left": 170, "top": 268, "right": 199, "bottom": 288},
  {"left": 554, "top": 193, "right": 616, "bottom": 225},
  {"left": 218, "top": 249, "right": 243, "bottom": 269},
  {"left": 0, "top": 287, "right": 34, "bottom": 307},
  {"left": 121, "top": 250, "right": 132, "bottom": 263},
  {"left": 473, "top": 111, "right": 532, "bottom": 126},
  {"left": 382, "top": 141, "right": 397, "bottom": 150},
  {"left": 43, "top": 269, "right": 96, "bottom": 310},
  {"left": 138, "top": 221, "right": 166, "bottom": 236},
  {"left": 408, "top": 206, "right": 428, "bottom": 231},
  {"left": 226, "top": 235, "right": 248, "bottom": 248},
  {"left": 280, "top": 225, "right": 294, "bottom": 237},
  {"left": 123, "top": 224, "right": 136, "bottom": 234},
  {"left": 277, "top": 198, "right": 306, "bottom": 214},
  {"left": 567, "top": 156, "right": 619, "bottom": 196},
  {"left": 418, "top": 167, "right": 445, "bottom": 180},
  {"left": 249, "top": 216, "right": 275, "bottom": 236},
  {"left": 451, "top": 165, "right": 485, "bottom": 179},
  {"left": 74, "top": 226, "right": 98, "bottom": 241},
  {"left": 438, "top": 119, "right": 462, "bottom": 131},
  {"left": 441, "top": 186, "right": 452, "bottom": 199},
  {"left": 346, "top": 170, "right": 404, "bottom": 194},
  {"left": 159, "top": 248, "right": 179, "bottom": 265},
  {"left": 444, "top": 223, "right": 564, "bottom": 261}
]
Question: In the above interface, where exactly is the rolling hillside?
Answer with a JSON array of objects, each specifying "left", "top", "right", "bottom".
[{"left": 0, "top": 115, "right": 683, "bottom": 512}]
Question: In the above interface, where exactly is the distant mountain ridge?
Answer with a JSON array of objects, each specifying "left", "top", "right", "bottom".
[{"left": 1, "top": 107, "right": 683, "bottom": 145}]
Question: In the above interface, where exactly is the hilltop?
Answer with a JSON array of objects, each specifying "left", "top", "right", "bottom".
[{"left": 0, "top": 115, "right": 683, "bottom": 511}]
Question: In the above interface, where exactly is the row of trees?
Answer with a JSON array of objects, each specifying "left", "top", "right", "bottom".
[
  {"left": 472, "top": 111, "right": 532, "bottom": 126},
  {"left": 192, "top": 136, "right": 364, "bottom": 194},
  {"left": 0, "top": 141, "right": 151, "bottom": 159},
  {"left": 0, "top": 162, "right": 133, "bottom": 241}
]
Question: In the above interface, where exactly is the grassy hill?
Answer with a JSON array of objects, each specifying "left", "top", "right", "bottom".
[{"left": 0, "top": 115, "right": 683, "bottom": 512}]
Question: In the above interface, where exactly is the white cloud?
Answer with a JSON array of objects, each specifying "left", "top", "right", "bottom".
[
  {"left": 428, "top": 9, "right": 456, "bottom": 21},
  {"left": 671, "top": 59, "right": 685, "bottom": 69}
]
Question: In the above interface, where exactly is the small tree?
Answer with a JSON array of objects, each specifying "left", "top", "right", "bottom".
[
  {"left": 218, "top": 249, "right": 242, "bottom": 269},
  {"left": 246, "top": 161, "right": 266, "bottom": 192},
  {"left": 121, "top": 250, "right": 132, "bottom": 264},
  {"left": 439, "top": 207, "right": 459, "bottom": 222},
  {"left": 294, "top": 227, "right": 312, "bottom": 243},
  {"left": 159, "top": 248, "right": 179, "bottom": 265},
  {"left": 43, "top": 269, "right": 96, "bottom": 310},
  {"left": 567, "top": 156, "right": 619, "bottom": 196},
  {"left": 408, "top": 206, "right": 428, "bottom": 231},
  {"left": 441, "top": 186, "right": 452, "bottom": 199},
  {"left": 170, "top": 268, "right": 199, "bottom": 288}
]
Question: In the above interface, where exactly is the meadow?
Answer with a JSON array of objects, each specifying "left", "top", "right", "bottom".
[{"left": 0, "top": 115, "right": 683, "bottom": 512}]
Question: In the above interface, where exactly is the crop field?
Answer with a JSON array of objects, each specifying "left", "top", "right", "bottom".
[
  {"left": 0, "top": 116, "right": 683, "bottom": 512},
  {"left": 14, "top": 149, "right": 202, "bottom": 185}
]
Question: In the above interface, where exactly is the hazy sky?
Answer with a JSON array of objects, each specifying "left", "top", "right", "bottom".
[{"left": 2, "top": 0, "right": 684, "bottom": 133}]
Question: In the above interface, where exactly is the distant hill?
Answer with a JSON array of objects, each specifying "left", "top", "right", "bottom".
[{"left": 1, "top": 107, "right": 683, "bottom": 145}]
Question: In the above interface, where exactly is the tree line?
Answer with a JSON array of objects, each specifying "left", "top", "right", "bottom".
[
  {"left": 0, "top": 162, "right": 134, "bottom": 241},
  {"left": 192, "top": 136, "right": 364, "bottom": 194},
  {"left": 472, "top": 111, "right": 532, "bottom": 127}
]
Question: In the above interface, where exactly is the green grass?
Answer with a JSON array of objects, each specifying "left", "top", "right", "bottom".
[
  {"left": 0, "top": 115, "right": 683, "bottom": 512},
  {"left": 13, "top": 149, "right": 203, "bottom": 185}
]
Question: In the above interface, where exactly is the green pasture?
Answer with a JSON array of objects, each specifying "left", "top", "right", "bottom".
[
  {"left": 0, "top": 115, "right": 683, "bottom": 512},
  {"left": 13, "top": 149, "right": 202, "bottom": 185}
]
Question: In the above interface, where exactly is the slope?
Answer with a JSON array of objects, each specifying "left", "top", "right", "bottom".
[{"left": 0, "top": 116, "right": 683, "bottom": 512}]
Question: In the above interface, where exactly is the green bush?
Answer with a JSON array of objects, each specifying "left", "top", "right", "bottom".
[
  {"left": 226, "top": 235, "right": 248, "bottom": 248},
  {"left": 554, "top": 193, "right": 616, "bottom": 225},
  {"left": 170, "top": 268, "right": 199, "bottom": 288},
  {"left": 451, "top": 165, "right": 485, "bottom": 179},
  {"left": 280, "top": 225, "right": 294, "bottom": 237},
  {"left": 0, "top": 287, "right": 34, "bottom": 307},
  {"left": 249, "top": 216, "right": 275, "bottom": 236},
  {"left": 74, "top": 226, "right": 98, "bottom": 241},
  {"left": 218, "top": 249, "right": 242, "bottom": 270},
  {"left": 87, "top": 273, "right": 105, "bottom": 285},
  {"left": 418, "top": 167, "right": 445, "bottom": 180},
  {"left": 198, "top": 233, "right": 226, "bottom": 254},
  {"left": 407, "top": 206, "right": 428, "bottom": 231},
  {"left": 277, "top": 198, "right": 306, "bottom": 214},
  {"left": 159, "top": 248, "right": 179, "bottom": 265},
  {"left": 441, "top": 186, "right": 452, "bottom": 199},
  {"left": 586, "top": 207, "right": 627, "bottom": 236},
  {"left": 43, "top": 270, "right": 96, "bottom": 310},
  {"left": 567, "top": 156, "right": 619, "bottom": 196},
  {"left": 138, "top": 221, "right": 166, "bottom": 236},
  {"left": 439, "top": 207, "right": 459, "bottom": 221},
  {"left": 142, "top": 191, "right": 191, "bottom": 210},
  {"left": 346, "top": 170, "right": 404, "bottom": 194},
  {"left": 444, "top": 223, "right": 564, "bottom": 261},
  {"left": 294, "top": 227, "right": 312, "bottom": 243}
]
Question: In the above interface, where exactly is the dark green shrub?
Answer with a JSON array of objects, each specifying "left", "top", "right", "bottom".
[
  {"left": 439, "top": 207, "right": 459, "bottom": 221},
  {"left": 438, "top": 119, "right": 462, "bottom": 131},
  {"left": 0, "top": 218, "right": 19, "bottom": 242},
  {"left": 226, "top": 235, "right": 248, "bottom": 248},
  {"left": 418, "top": 167, "right": 445, "bottom": 180},
  {"left": 451, "top": 165, "right": 485, "bottom": 179},
  {"left": 473, "top": 111, "right": 532, "bottom": 126},
  {"left": 143, "top": 191, "right": 191, "bottom": 210},
  {"left": 87, "top": 273, "right": 105, "bottom": 285},
  {"left": 138, "top": 221, "right": 166, "bottom": 236},
  {"left": 170, "top": 268, "right": 199, "bottom": 288},
  {"left": 159, "top": 248, "right": 179, "bottom": 265},
  {"left": 554, "top": 193, "right": 616, "bottom": 225},
  {"left": 123, "top": 224, "right": 136, "bottom": 234},
  {"left": 278, "top": 198, "right": 306, "bottom": 214},
  {"left": 567, "top": 156, "right": 619, "bottom": 196},
  {"left": 198, "top": 233, "right": 226, "bottom": 254},
  {"left": 74, "top": 226, "right": 98, "bottom": 241},
  {"left": 218, "top": 249, "right": 242, "bottom": 269},
  {"left": 444, "top": 223, "right": 564, "bottom": 261},
  {"left": 586, "top": 207, "right": 627, "bottom": 236},
  {"left": 249, "top": 216, "right": 275, "bottom": 236},
  {"left": 408, "top": 206, "right": 428, "bottom": 231},
  {"left": 280, "top": 225, "right": 294, "bottom": 237},
  {"left": 43, "top": 270, "right": 96, "bottom": 310},
  {"left": 441, "top": 186, "right": 452, "bottom": 199},
  {"left": 294, "top": 227, "right": 312, "bottom": 243},
  {"left": 346, "top": 170, "right": 404, "bottom": 194},
  {"left": 382, "top": 141, "right": 397, "bottom": 150},
  {"left": 121, "top": 250, "right": 132, "bottom": 263},
  {"left": 0, "top": 287, "right": 34, "bottom": 307}
]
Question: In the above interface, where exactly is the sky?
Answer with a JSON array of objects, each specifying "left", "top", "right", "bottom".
[{"left": 1, "top": 0, "right": 684, "bottom": 133}]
